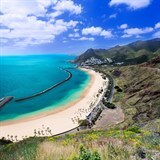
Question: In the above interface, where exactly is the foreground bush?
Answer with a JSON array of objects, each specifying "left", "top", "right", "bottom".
[{"left": 73, "top": 145, "right": 101, "bottom": 160}]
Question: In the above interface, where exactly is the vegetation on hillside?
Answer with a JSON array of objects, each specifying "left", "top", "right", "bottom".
[
  {"left": 94, "top": 57, "right": 160, "bottom": 131},
  {"left": 0, "top": 127, "right": 160, "bottom": 160},
  {"left": 75, "top": 38, "right": 160, "bottom": 65}
]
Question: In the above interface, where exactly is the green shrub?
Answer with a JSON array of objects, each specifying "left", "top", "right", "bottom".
[
  {"left": 126, "top": 126, "right": 141, "bottom": 133},
  {"left": 74, "top": 144, "right": 101, "bottom": 160},
  {"left": 102, "top": 101, "right": 116, "bottom": 109}
]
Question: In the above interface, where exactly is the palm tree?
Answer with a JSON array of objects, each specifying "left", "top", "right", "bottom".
[
  {"left": 41, "top": 130, "right": 44, "bottom": 135},
  {"left": 48, "top": 129, "right": 52, "bottom": 136},
  {"left": 38, "top": 131, "right": 41, "bottom": 136},
  {"left": 15, "top": 136, "right": 18, "bottom": 141},
  {"left": 47, "top": 127, "right": 50, "bottom": 131},
  {"left": 71, "top": 118, "right": 74, "bottom": 123},
  {"left": 34, "top": 129, "right": 37, "bottom": 136},
  {"left": 2, "top": 137, "right": 5, "bottom": 140},
  {"left": 10, "top": 135, "right": 13, "bottom": 141}
]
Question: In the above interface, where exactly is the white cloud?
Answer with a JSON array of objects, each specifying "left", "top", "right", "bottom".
[
  {"left": 100, "top": 30, "right": 113, "bottom": 38},
  {"left": 120, "top": 24, "right": 128, "bottom": 29},
  {"left": 63, "top": 40, "right": 68, "bottom": 43},
  {"left": 55, "top": 19, "right": 78, "bottom": 29},
  {"left": 74, "top": 29, "right": 79, "bottom": 32},
  {"left": 47, "top": 11, "right": 63, "bottom": 19},
  {"left": 0, "top": 14, "right": 78, "bottom": 46},
  {"left": 37, "top": 0, "right": 57, "bottom": 8},
  {"left": 109, "top": 0, "right": 151, "bottom": 10},
  {"left": 122, "top": 27, "right": 154, "bottom": 38},
  {"left": 0, "top": 38, "right": 9, "bottom": 43},
  {"left": 82, "top": 26, "right": 113, "bottom": 38},
  {"left": 109, "top": 14, "right": 117, "bottom": 19},
  {"left": 0, "top": 0, "right": 51, "bottom": 16},
  {"left": 0, "top": 0, "right": 81, "bottom": 47},
  {"left": 0, "top": 29, "right": 11, "bottom": 36},
  {"left": 53, "top": 0, "right": 82, "bottom": 14},
  {"left": 79, "top": 37, "right": 94, "bottom": 41},
  {"left": 155, "top": 22, "right": 160, "bottom": 29},
  {"left": 153, "top": 31, "right": 160, "bottom": 38},
  {"left": 121, "top": 34, "right": 132, "bottom": 38},
  {"left": 69, "top": 33, "right": 80, "bottom": 38},
  {"left": 82, "top": 27, "right": 102, "bottom": 36},
  {"left": 77, "top": 37, "right": 95, "bottom": 41}
]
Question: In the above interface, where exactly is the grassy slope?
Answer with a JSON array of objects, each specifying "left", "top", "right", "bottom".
[{"left": 0, "top": 127, "right": 160, "bottom": 160}]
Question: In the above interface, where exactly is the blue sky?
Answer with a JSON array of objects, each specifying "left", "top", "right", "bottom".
[{"left": 0, "top": 0, "right": 160, "bottom": 55}]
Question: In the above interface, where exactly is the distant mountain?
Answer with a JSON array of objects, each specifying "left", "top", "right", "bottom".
[
  {"left": 75, "top": 38, "right": 160, "bottom": 65},
  {"left": 75, "top": 48, "right": 102, "bottom": 61}
]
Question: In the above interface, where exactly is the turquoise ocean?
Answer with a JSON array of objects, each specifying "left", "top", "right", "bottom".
[{"left": 0, "top": 55, "right": 90, "bottom": 121}]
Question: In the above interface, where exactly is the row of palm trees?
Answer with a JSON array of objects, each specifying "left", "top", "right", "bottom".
[
  {"left": 4, "top": 125, "right": 53, "bottom": 142},
  {"left": 4, "top": 135, "right": 18, "bottom": 142},
  {"left": 71, "top": 90, "right": 103, "bottom": 125},
  {"left": 33, "top": 126, "right": 52, "bottom": 136}
]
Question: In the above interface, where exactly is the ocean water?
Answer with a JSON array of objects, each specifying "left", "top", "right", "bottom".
[{"left": 0, "top": 55, "right": 90, "bottom": 121}]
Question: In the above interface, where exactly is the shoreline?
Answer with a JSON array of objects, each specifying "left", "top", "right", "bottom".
[
  {"left": 0, "top": 68, "right": 92, "bottom": 126},
  {"left": 0, "top": 68, "right": 107, "bottom": 141}
]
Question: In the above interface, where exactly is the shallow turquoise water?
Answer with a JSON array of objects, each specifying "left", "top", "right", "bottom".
[{"left": 0, "top": 55, "right": 90, "bottom": 121}]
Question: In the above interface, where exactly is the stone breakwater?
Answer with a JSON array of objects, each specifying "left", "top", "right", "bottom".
[
  {"left": 0, "top": 96, "right": 13, "bottom": 109},
  {"left": 15, "top": 69, "right": 72, "bottom": 102}
]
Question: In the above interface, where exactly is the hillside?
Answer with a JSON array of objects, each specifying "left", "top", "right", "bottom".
[
  {"left": 0, "top": 127, "right": 160, "bottom": 160},
  {"left": 75, "top": 38, "right": 160, "bottom": 65},
  {"left": 94, "top": 56, "right": 160, "bottom": 131},
  {"left": 0, "top": 57, "right": 160, "bottom": 160},
  {"left": 140, "top": 56, "right": 160, "bottom": 68}
]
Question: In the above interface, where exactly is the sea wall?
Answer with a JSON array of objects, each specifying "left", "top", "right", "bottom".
[
  {"left": 15, "top": 69, "right": 72, "bottom": 102},
  {"left": 0, "top": 97, "right": 13, "bottom": 109}
]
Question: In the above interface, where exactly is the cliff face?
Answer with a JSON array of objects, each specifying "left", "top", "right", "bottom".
[{"left": 75, "top": 38, "right": 160, "bottom": 65}]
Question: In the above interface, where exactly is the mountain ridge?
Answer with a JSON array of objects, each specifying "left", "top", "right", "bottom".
[{"left": 75, "top": 38, "right": 160, "bottom": 65}]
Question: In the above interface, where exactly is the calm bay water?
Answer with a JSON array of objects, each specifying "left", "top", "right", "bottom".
[{"left": 0, "top": 55, "right": 90, "bottom": 121}]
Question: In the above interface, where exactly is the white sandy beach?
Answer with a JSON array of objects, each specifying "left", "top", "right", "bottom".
[{"left": 0, "top": 68, "right": 108, "bottom": 141}]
